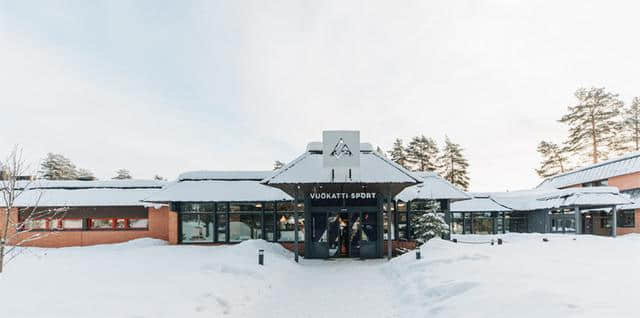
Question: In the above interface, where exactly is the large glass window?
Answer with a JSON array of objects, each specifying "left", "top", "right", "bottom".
[
  {"left": 216, "top": 203, "right": 228, "bottom": 242},
  {"left": 452, "top": 213, "right": 464, "bottom": 234},
  {"left": 128, "top": 218, "right": 148, "bottom": 229},
  {"left": 229, "top": 212, "right": 261, "bottom": 242},
  {"left": 618, "top": 210, "right": 635, "bottom": 228},
  {"left": 276, "top": 202, "right": 304, "bottom": 242},
  {"left": 473, "top": 213, "right": 494, "bottom": 234},
  {"left": 181, "top": 214, "right": 214, "bottom": 243},
  {"left": 90, "top": 218, "right": 114, "bottom": 230},
  {"left": 62, "top": 219, "right": 83, "bottom": 230},
  {"left": 361, "top": 212, "right": 377, "bottom": 242}
]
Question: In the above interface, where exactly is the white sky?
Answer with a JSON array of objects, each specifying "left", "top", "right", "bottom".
[{"left": 1, "top": 0, "right": 639, "bottom": 191}]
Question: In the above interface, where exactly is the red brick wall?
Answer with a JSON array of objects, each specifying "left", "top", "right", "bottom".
[
  {"left": 0, "top": 206, "right": 172, "bottom": 248},
  {"left": 168, "top": 209, "right": 179, "bottom": 245},
  {"left": 608, "top": 172, "right": 640, "bottom": 191}
]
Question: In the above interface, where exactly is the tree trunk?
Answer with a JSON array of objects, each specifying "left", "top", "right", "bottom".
[
  {"left": 0, "top": 208, "right": 10, "bottom": 274},
  {"left": 591, "top": 116, "right": 598, "bottom": 163}
]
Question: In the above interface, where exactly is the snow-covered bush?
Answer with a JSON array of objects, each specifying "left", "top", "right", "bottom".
[{"left": 411, "top": 205, "right": 449, "bottom": 244}]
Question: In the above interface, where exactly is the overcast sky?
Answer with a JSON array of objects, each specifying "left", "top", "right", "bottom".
[{"left": 1, "top": 0, "right": 639, "bottom": 191}]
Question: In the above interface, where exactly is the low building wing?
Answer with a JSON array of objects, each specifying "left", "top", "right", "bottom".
[{"left": 144, "top": 171, "right": 292, "bottom": 203}]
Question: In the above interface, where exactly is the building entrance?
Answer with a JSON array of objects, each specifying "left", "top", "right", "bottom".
[{"left": 307, "top": 209, "right": 381, "bottom": 259}]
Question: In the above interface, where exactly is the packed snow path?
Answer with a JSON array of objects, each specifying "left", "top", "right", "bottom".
[
  {"left": 2, "top": 234, "right": 640, "bottom": 317},
  {"left": 259, "top": 259, "right": 397, "bottom": 318}
]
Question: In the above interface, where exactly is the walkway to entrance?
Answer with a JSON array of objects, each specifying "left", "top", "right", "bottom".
[{"left": 257, "top": 259, "right": 397, "bottom": 318}]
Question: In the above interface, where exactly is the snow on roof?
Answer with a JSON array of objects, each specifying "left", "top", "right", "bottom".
[
  {"left": 537, "top": 152, "right": 640, "bottom": 189},
  {"left": 177, "top": 171, "right": 273, "bottom": 181},
  {"left": 143, "top": 180, "right": 292, "bottom": 203},
  {"left": 395, "top": 172, "right": 471, "bottom": 202},
  {"left": 451, "top": 196, "right": 512, "bottom": 212},
  {"left": 262, "top": 143, "right": 420, "bottom": 185},
  {"left": 479, "top": 187, "right": 633, "bottom": 211},
  {"left": 11, "top": 179, "right": 166, "bottom": 190},
  {"left": 2, "top": 180, "right": 166, "bottom": 207},
  {"left": 13, "top": 188, "right": 160, "bottom": 207}
]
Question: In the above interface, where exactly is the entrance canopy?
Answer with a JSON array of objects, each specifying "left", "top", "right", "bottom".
[{"left": 262, "top": 142, "right": 421, "bottom": 197}]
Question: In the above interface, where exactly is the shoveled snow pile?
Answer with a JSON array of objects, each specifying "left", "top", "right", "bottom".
[
  {"left": 389, "top": 233, "right": 640, "bottom": 318},
  {"left": 1, "top": 234, "right": 639, "bottom": 318},
  {"left": 0, "top": 239, "right": 303, "bottom": 318}
]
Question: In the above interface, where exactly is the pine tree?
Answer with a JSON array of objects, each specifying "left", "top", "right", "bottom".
[
  {"left": 375, "top": 146, "right": 387, "bottom": 158},
  {"left": 388, "top": 138, "right": 409, "bottom": 169},
  {"left": 535, "top": 141, "right": 571, "bottom": 178},
  {"left": 559, "top": 87, "right": 624, "bottom": 164},
  {"left": 622, "top": 97, "right": 640, "bottom": 151},
  {"left": 410, "top": 201, "right": 449, "bottom": 243},
  {"left": 76, "top": 168, "right": 96, "bottom": 181},
  {"left": 113, "top": 169, "right": 132, "bottom": 179},
  {"left": 39, "top": 153, "right": 78, "bottom": 180},
  {"left": 438, "top": 137, "right": 470, "bottom": 190},
  {"left": 406, "top": 135, "right": 439, "bottom": 171},
  {"left": 273, "top": 160, "right": 285, "bottom": 171}
]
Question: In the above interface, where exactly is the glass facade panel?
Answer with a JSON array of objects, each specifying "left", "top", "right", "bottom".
[
  {"left": 311, "top": 213, "right": 328, "bottom": 243},
  {"left": 264, "top": 212, "right": 275, "bottom": 241},
  {"left": 361, "top": 212, "right": 377, "bottom": 242},
  {"left": 49, "top": 219, "right": 61, "bottom": 230},
  {"left": 62, "top": 219, "right": 82, "bottom": 230},
  {"left": 229, "top": 212, "right": 261, "bottom": 242},
  {"left": 91, "top": 219, "right": 113, "bottom": 230},
  {"left": 452, "top": 213, "right": 464, "bottom": 234},
  {"left": 473, "top": 213, "right": 494, "bottom": 234},
  {"left": 276, "top": 212, "right": 304, "bottom": 242},
  {"left": 129, "top": 218, "right": 148, "bottom": 229},
  {"left": 181, "top": 214, "right": 214, "bottom": 243},
  {"left": 618, "top": 210, "right": 635, "bottom": 227},
  {"left": 116, "top": 218, "right": 127, "bottom": 229}
]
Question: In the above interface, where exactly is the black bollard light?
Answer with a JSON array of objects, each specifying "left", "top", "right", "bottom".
[
  {"left": 542, "top": 238, "right": 549, "bottom": 242},
  {"left": 452, "top": 238, "right": 458, "bottom": 243},
  {"left": 497, "top": 238, "right": 503, "bottom": 245},
  {"left": 258, "top": 249, "right": 264, "bottom": 266},
  {"left": 416, "top": 250, "right": 421, "bottom": 260},
  {"left": 491, "top": 239, "right": 495, "bottom": 246}
]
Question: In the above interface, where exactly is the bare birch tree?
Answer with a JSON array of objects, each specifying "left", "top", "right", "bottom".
[{"left": 1, "top": 146, "right": 66, "bottom": 273}]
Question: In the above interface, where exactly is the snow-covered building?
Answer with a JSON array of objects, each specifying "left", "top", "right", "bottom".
[
  {"left": 0, "top": 180, "right": 173, "bottom": 247},
  {"left": 1, "top": 131, "right": 468, "bottom": 258},
  {"left": 142, "top": 132, "right": 469, "bottom": 259},
  {"left": 450, "top": 152, "right": 640, "bottom": 236}
]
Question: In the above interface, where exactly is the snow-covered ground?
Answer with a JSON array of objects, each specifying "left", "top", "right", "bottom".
[{"left": 1, "top": 234, "right": 639, "bottom": 318}]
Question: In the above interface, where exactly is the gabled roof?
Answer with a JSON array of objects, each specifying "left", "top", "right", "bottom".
[
  {"left": 537, "top": 152, "right": 640, "bottom": 189},
  {"left": 144, "top": 171, "right": 292, "bottom": 203},
  {"left": 395, "top": 172, "right": 471, "bottom": 202},
  {"left": 451, "top": 195, "right": 512, "bottom": 212},
  {"left": 178, "top": 171, "right": 273, "bottom": 181},
  {"left": 477, "top": 187, "right": 632, "bottom": 211},
  {"left": 262, "top": 143, "right": 421, "bottom": 185},
  {"left": 3, "top": 180, "right": 166, "bottom": 207}
]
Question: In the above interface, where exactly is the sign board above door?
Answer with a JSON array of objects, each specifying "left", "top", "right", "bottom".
[{"left": 322, "top": 130, "right": 360, "bottom": 168}]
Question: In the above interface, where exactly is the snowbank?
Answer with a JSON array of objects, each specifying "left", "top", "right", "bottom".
[{"left": 388, "top": 233, "right": 640, "bottom": 318}]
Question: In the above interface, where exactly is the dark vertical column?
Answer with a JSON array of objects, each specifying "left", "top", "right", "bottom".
[
  {"left": 611, "top": 205, "right": 617, "bottom": 238},
  {"left": 225, "top": 202, "right": 230, "bottom": 243},
  {"left": 294, "top": 185, "right": 299, "bottom": 263},
  {"left": 574, "top": 206, "right": 581, "bottom": 235},
  {"left": 406, "top": 201, "right": 412, "bottom": 241},
  {"left": 260, "top": 202, "right": 265, "bottom": 240},
  {"left": 442, "top": 199, "right": 451, "bottom": 240},
  {"left": 387, "top": 186, "right": 393, "bottom": 260},
  {"left": 502, "top": 212, "right": 506, "bottom": 234},
  {"left": 393, "top": 200, "right": 399, "bottom": 242}
]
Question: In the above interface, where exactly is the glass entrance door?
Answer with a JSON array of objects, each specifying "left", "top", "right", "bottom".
[{"left": 308, "top": 210, "right": 381, "bottom": 259}]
